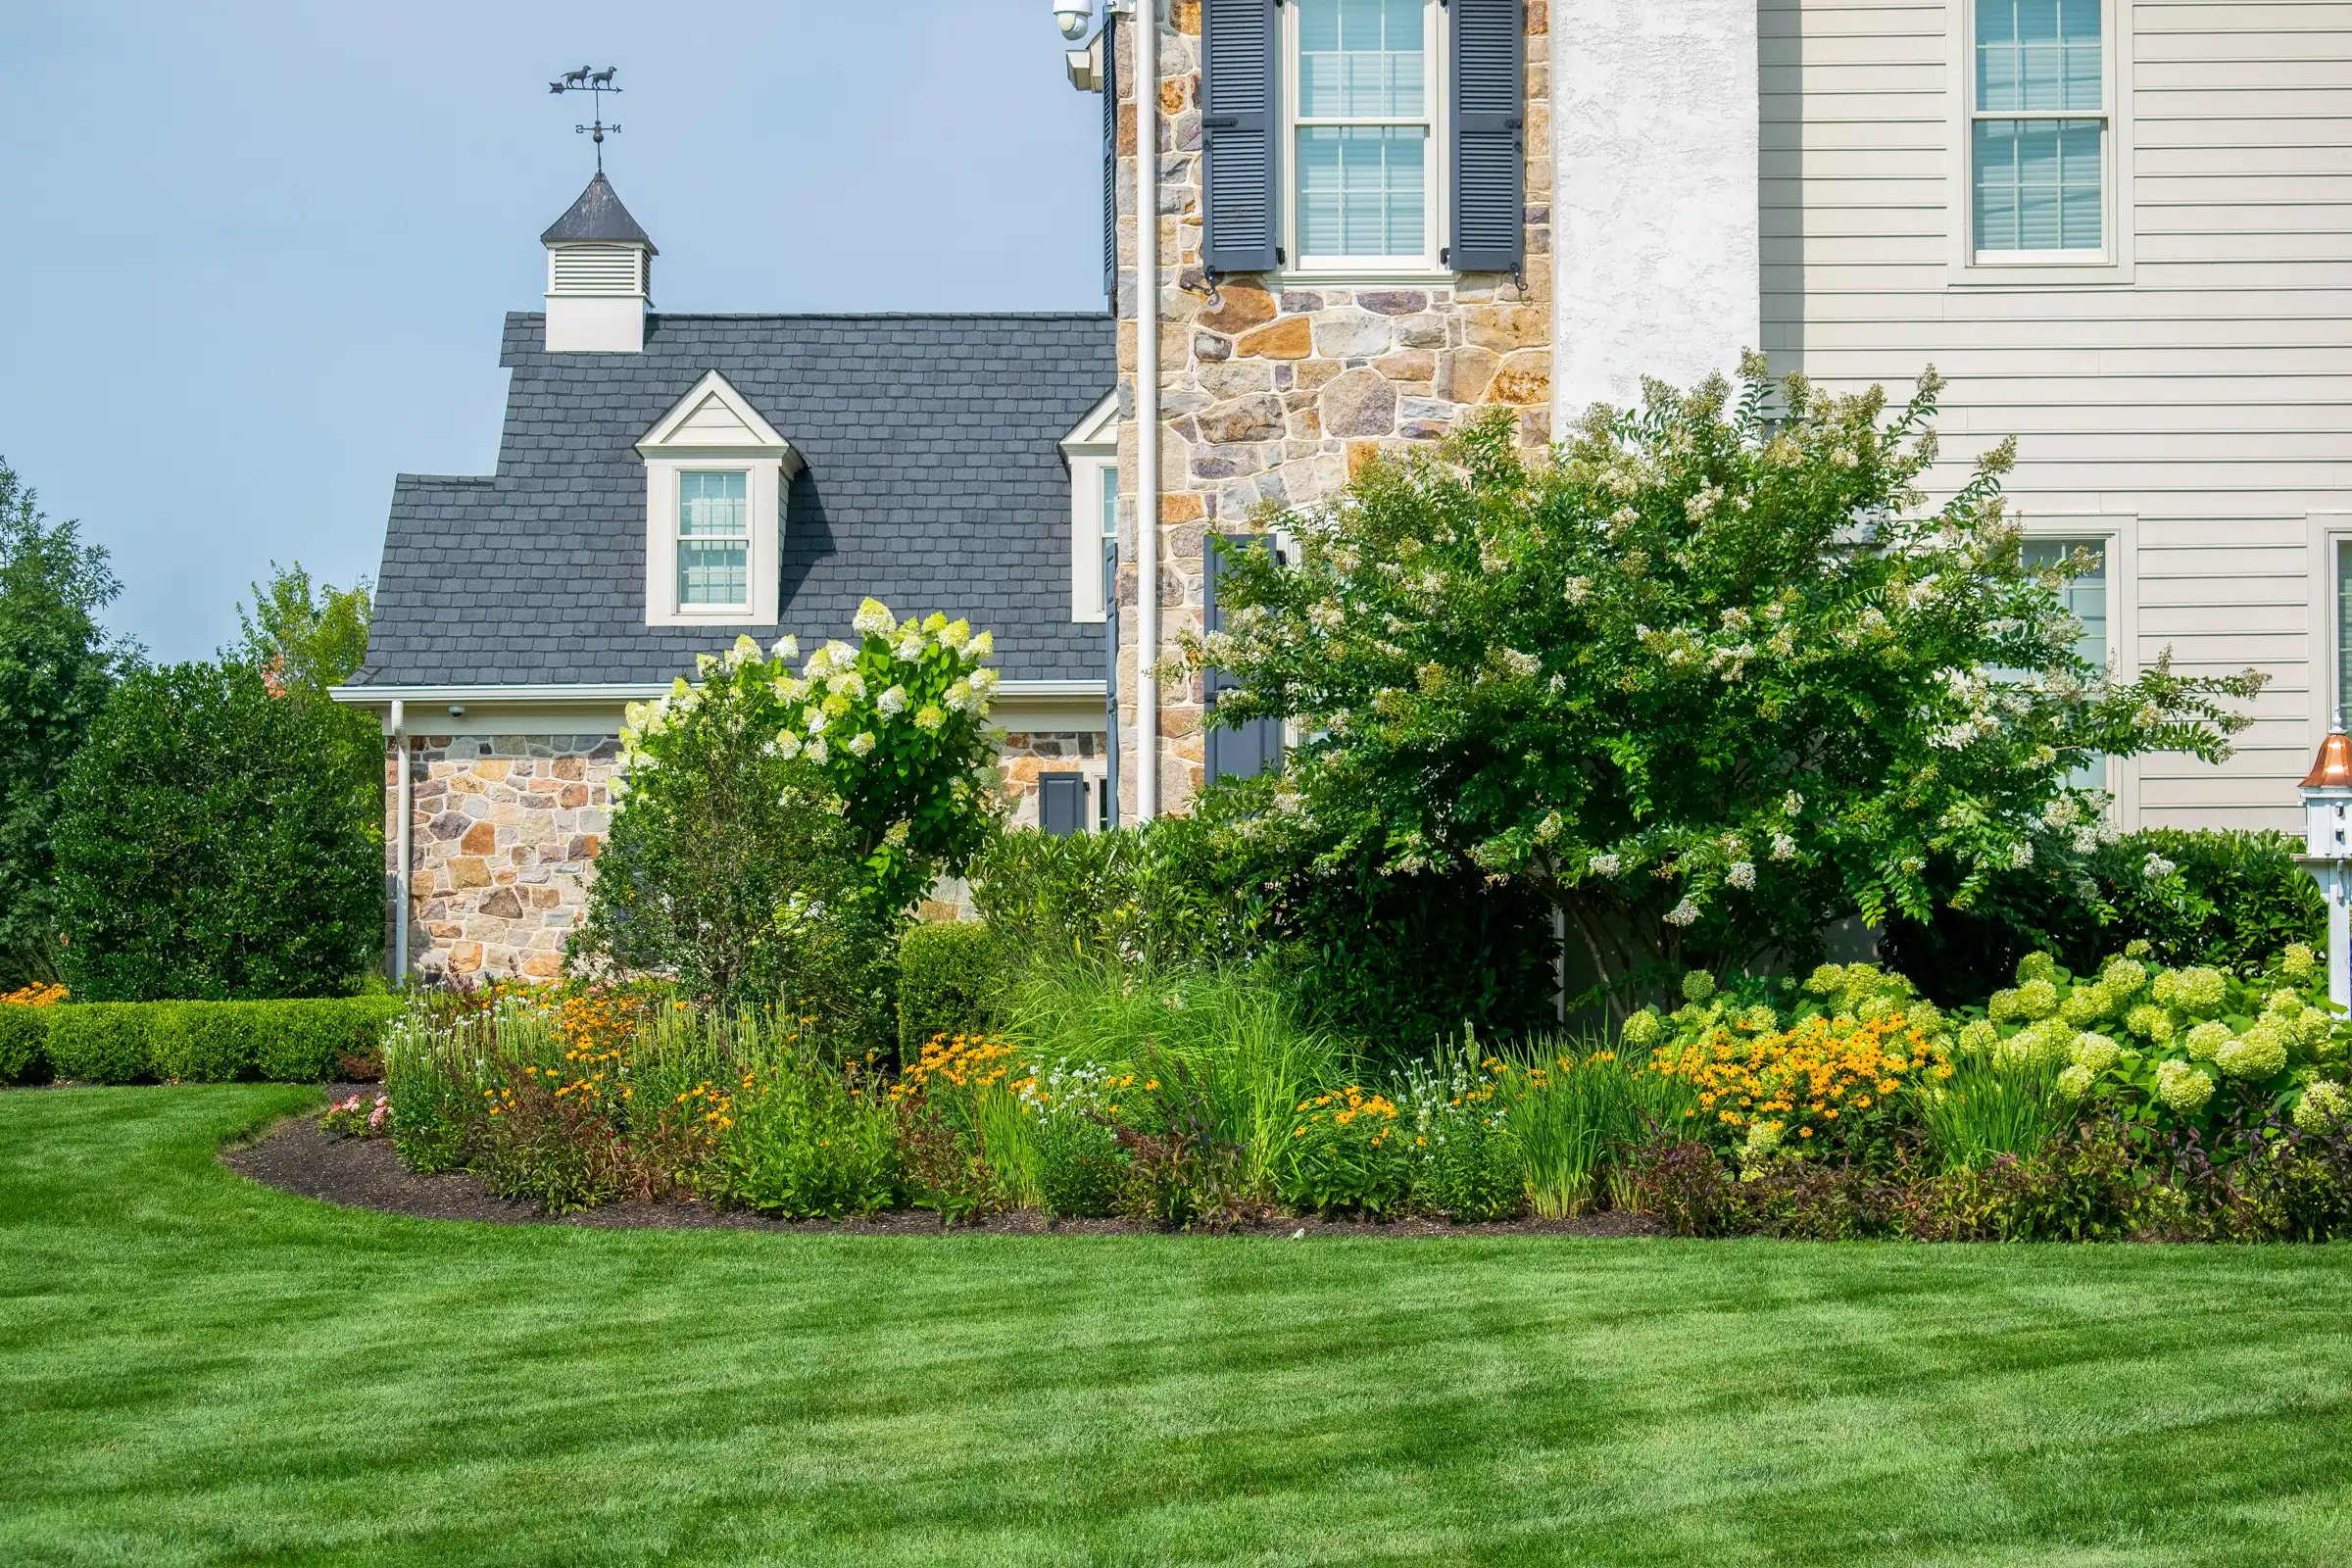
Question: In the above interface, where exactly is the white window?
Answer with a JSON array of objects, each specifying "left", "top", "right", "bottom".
[
  {"left": 635, "top": 371, "right": 800, "bottom": 627},
  {"left": 677, "top": 470, "right": 750, "bottom": 609},
  {"left": 2024, "top": 535, "right": 2112, "bottom": 792},
  {"left": 1953, "top": 0, "right": 2131, "bottom": 279},
  {"left": 1286, "top": 0, "right": 1441, "bottom": 272}
]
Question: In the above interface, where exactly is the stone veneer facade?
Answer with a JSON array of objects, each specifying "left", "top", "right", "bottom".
[
  {"left": 1108, "top": 1, "right": 1554, "bottom": 813},
  {"left": 389, "top": 732, "right": 1103, "bottom": 977},
  {"left": 390, "top": 735, "right": 619, "bottom": 982}
]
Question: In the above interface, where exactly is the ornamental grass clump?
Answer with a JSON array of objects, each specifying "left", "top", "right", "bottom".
[{"left": 1490, "top": 1042, "right": 1690, "bottom": 1217}]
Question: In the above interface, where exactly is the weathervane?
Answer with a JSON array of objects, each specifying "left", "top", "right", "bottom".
[{"left": 547, "top": 66, "right": 622, "bottom": 172}]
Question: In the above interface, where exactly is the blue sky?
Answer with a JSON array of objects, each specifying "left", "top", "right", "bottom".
[{"left": 0, "top": 1, "right": 1103, "bottom": 662}]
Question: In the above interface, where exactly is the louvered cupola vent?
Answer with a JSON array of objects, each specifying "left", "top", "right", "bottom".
[
  {"left": 550, "top": 246, "right": 648, "bottom": 296},
  {"left": 539, "top": 172, "right": 657, "bottom": 353}
]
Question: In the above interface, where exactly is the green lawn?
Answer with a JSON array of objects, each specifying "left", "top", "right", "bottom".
[{"left": 4, "top": 1089, "right": 2351, "bottom": 1566}]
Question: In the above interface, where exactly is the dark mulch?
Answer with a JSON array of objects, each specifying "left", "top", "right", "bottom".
[{"left": 222, "top": 1093, "right": 1668, "bottom": 1239}]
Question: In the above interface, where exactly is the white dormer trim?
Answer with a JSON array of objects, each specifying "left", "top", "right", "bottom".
[
  {"left": 636, "top": 372, "right": 804, "bottom": 628},
  {"left": 1061, "top": 392, "right": 1119, "bottom": 623}
]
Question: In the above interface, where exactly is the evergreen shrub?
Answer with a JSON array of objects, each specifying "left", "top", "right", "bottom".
[
  {"left": 0, "top": 1004, "right": 51, "bottom": 1083},
  {"left": 46, "top": 1004, "right": 154, "bottom": 1083},
  {"left": 897, "top": 920, "right": 1001, "bottom": 1057}
]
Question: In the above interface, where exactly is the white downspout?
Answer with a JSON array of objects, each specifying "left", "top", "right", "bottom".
[
  {"left": 1132, "top": 0, "right": 1159, "bottom": 820},
  {"left": 390, "top": 700, "right": 411, "bottom": 985}
]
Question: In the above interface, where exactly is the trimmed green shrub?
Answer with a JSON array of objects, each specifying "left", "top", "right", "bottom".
[
  {"left": 46, "top": 1004, "right": 154, "bottom": 1083},
  {"left": 1883, "top": 829, "right": 2325, "bottom": 1004},
  {"left": 36, "top": 997, "right": 398, "bottom": 1085},
  {"left": 255, "top": 998, "right": 400, "bottom": 1082},
  {"left": 0, "top": 1004, "right": 51, "bottom": 1083},
  {"left": 898, "top": 921, "right": 1002, "bottom": 1055},
  {"left": 52, "top": 661, "right": 382, "bottom": 1002},
  {"left": 148, "top": 1003, "right": 261, "bottom": 1083}
]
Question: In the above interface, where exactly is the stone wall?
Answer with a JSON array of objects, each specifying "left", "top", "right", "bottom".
[
  {"left": 1109, "top": 2, "right": 1555, "bottom": 812},
  {"left": 385, "top": 728, "right": 1106, "bottom": 976},
  {"left": 391, "top": 734, "right": 618, "bottom": 982}
]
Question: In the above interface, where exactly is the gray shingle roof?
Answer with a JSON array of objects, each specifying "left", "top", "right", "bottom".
[{"left": 354, "top": 312, "right": 1115, "bottom": 686}]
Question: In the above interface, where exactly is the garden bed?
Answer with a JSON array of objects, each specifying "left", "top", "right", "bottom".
[{"left": 224, "top": 1098, "right": 1667, "bottom": 1238}]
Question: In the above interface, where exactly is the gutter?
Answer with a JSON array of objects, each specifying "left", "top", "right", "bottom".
[
  {"left": 329, "top": 678, "right": 1107, "bottom": 708},
  {"left": 1131, "top": 0, "right": 1159, "bottom": 820},
  {"left": 390, "top": 699, "right": 411, "bottom": 984}
]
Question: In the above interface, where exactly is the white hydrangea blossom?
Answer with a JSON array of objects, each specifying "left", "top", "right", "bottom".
[
  {"left": 913, "top": 704, "right": 946, "bottom": 733},
  {"left": 853, "top": 598, "right": 897, "bottom": 638},
  {"left": 877, "top": 684, "right": 908, "bottom": 716},
  {"left": 2294, "top": 1079, "right": 2349, "bottom": 1134},
  {"left": 773, "top": 729, "right": 802, "bottom": 760},
  {"left": 804, "top": 736, "right": 829, "bottom": 765},
  {"left": 847, "top": 731, "right": 876, "bottom": 758},
  {"left": 804, "top": 707, "right": 830, "bottom": 735},
  {"left": 2156, "top": 1057, "right": 2215, "bottom": 1113},
  {"left": 2056, "top": 1064, "right": 2095, "bottom": 1101},
  {"left": 769, "top": 635, "right": 800, "bottom": 662}
]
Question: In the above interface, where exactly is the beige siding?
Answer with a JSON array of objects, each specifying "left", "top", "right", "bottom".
[{"left": 1764, "top": 0, "right": 2352, "bottom": 831}]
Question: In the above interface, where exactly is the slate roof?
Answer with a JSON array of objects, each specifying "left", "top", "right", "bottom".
[
  {"left": 539, "top": 172, "right": 656, "bottom": 249},
  {"left": 353, "top": 312, "right": 1116, "bottom": 686}
]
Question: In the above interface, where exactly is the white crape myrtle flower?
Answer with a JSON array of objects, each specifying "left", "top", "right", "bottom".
[
  {"left": 1499, "top": 649, "right": 1541, "bottom": 678},
  {"left": 847, "top": 731, "right": 876, "bottom": 758},
  {"left": 2072, "top": 827, "right": 2100, "bottom": 855},
  {"left": 1784, "top": 792, "right": 1803, "bottom": 817},
  {"left": 1771, "top": 834, "right": 1796, "bottom": 861},
  {"left": 877, "top": 684, "right": 908, "bottom": 716},
  {"left": 2009, "top": 842, "right": 2034, "bottom": 870},
  {"left": 1664, "top": 899, "right": 1701, "bottom": 927},
  {"left": 853, "top": 598, "right": 897, "bottom": 638},
  {"left": 1728, "top": 861, "right": 1756, "bottom": 891},
  {"left": 770, "top": 635, "right": 800, "bottom": 662},
  {"left": 1564, "top": 576, "right": 1592, "bottom": 606},
  {"left": 1588, "top": 853, "right": 1623, "bottom": 877},
  {"left": 2142, "top": 852, "right": 2178, "bottom": 882}
]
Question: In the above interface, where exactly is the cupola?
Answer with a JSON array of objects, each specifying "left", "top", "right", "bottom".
[{"left": 540, "top": 172, "right": 655, "bottom": 353}]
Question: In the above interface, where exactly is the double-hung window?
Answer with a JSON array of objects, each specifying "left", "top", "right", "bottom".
[
  {"left": 1970, "top": 0, "right": 2108, "bottom": 258},
  {"left": 1288, "top": 0, "right": 1438, "bottom": 270},
  {"left": 676, "top": 470, "right": 750, "bottom": 610},
  {"left": 2023, "top": 536, "right": 2111, "bottom": 791}
]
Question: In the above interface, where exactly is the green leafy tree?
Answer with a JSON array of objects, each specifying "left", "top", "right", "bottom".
[
  {"left": 229, "top": 561, "right": 371, "bottom": 697},
  {"left": 1181, "top": 360, "right": 2264, "bottom": 1004},
  {"left": 53, "top": 662, "right": 382, "bottom": 1000},
  {"left": 0, "top": 459, "right": 131, "bottom": 986}
]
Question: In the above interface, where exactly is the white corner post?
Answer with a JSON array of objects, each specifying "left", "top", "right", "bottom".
[
  {"left": 390, "top": 699, "right": 412, "bottom": 986},
  {"left": 1132, "top": 0, "right": 1160, "bottom": 820},
  {"left": 2298, "top": 724, "right": 2352, "bottom": 1010}
]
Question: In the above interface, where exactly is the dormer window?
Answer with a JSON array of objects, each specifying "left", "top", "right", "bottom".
[
  {"left": 637, "top": 371, "right": 802, "bottom": 626},
  {"left": 677, "top": 471, "right": 751, "bottom": 609}
]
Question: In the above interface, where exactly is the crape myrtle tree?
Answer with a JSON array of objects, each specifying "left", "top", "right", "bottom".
[
  {"left": 1180, "top": 357, "right": 2264, "bottom": 1006},
  {"left": 572, "top": 602, "right": 1004, "bottom": 1016}
]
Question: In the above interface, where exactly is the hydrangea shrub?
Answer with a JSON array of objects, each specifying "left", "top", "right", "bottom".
[{"left": 1181, "top": 363, "right": 2264, "bottom": 997}]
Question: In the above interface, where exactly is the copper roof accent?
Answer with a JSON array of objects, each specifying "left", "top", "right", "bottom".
[{"left": 2303, "top": 730, "right": 2352, "bottom": 789}]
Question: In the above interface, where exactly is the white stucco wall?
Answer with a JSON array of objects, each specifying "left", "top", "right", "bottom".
[{"left": 1553, "top": 0, "right": 1760, "bottom": 427}]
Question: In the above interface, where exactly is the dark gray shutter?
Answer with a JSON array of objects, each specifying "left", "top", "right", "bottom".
[
  {"left": 1201, "top": 0, "right": 1279, "bottom": 275},
  {"left": 1448, "top": 0, "right": 1525, "bottom": 273},
  {"left": 1039, "top": 772, "right": 1087, "bottom": 837},
  {"left": 1102, "top": 15, "right": 1120, "bottom": 302},
  {"left": 1203, "top": 534, "right": 1284, "bottom": 784}
]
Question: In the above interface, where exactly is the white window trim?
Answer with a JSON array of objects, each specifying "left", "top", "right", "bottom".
[
  {"left": 1061, "top": 391, "right": 1119, "bottom": 624},
  {"left": 1945, "top": 0, "right": 2134, "bottom": 286},
  {"left": 635, "top": 370, "right": 802, "bottom": 628},
  {"left": 1279, "top": 0, "right": 1448, "bottom": 278},
  {"left": 2024, "top": 514, "right": 2139, "bottom": 824},
  {"left": 2307, "top": 513, "right": 2352, "bottom": 747}
]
